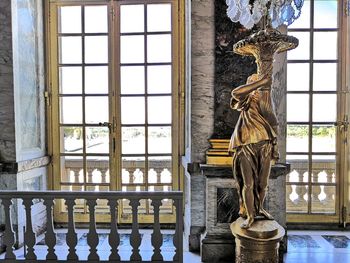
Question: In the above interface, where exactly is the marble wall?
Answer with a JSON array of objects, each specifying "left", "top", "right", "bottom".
[{"left": 0, "top": 0, "right": 16, "bottom": 162}]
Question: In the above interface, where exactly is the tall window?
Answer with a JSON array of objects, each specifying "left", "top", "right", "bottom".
[
  {"left": 48, "top": 0, "right": 183, "bottom": 223},
  {"left": 286, "top": 0, "right": 345, "bottom": 223}
]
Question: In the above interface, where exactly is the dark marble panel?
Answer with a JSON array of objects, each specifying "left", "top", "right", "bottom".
[
  {"left": 214, "top": 0, "right": 257, "bottom": 139},
  {"left": 288, "top": 235, "right": 320, "bottom": 248},
  {"left": 322, "top": 235, "right": 350, "bottom": 248},
  {"left": 217, "top": 187, "right": 240, "bottom": 223}
]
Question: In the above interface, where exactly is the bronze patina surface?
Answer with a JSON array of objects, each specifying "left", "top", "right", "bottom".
[{"left": 229, "top": 27, "right": 298, "bottom": 229}]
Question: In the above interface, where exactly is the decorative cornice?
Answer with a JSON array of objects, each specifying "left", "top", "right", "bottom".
[{"left": 0, "top": 156, "right": 50, "bottom": 174}]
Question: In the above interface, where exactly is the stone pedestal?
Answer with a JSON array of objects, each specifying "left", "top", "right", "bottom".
[{"left": 231, "top": 218, "right": 285, "bottom": 263}]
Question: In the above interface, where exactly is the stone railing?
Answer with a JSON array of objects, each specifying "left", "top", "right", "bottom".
[
  {"left": 0, "top": 191, "right": 183, "bottom": 263},
  {"left": 286, "top": 159, "right": 336, "bottom": 214}
]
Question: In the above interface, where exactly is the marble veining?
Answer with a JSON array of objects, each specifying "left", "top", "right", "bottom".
[
  {"left": 288, "top": 235, "right": 320, "bottom": 248},
  {"left": 322, "top": 235, "right": 350, "bottom": 249}
]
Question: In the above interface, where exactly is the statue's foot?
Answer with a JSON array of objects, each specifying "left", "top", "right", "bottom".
[
  {"left": 259, "top": 209, "right": 274, "bottom": 220},
  {"left": 240, "top": 217, "right": 254, "bottom": 229},
  {"left": 239, "top": 206, "right": 247, "bottom": 218}
]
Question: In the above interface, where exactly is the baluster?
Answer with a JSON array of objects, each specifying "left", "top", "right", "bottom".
[
  {"left": 101, "top": 168, "right": 108, "bottom": 183},
  {"left": 72, "top": 169, "right": 80, "bottom": 183},
  {"left": 87, "top": 198, "right": 99, "bottom": 260},
  {"left": 87, "top": 168, "right": 94, "bottom": 183},
  {"left": 65, "top": 198, "right": 78, "bottom": 260},
  {"left": 108, "top": 199, "right": 120, "bottom": 261},
  {"left": 43, "top": 198, "right": 57, "bottom": 260},
  {"left": 23, "top": 198, "right": 37, "bottom": 260},
  {"left": 1, "top": 198, "right": 16, "bottom": 259},
  {"left": 155, "top": 169, "right": 162, "bottom": 184},
  {"left": 173, "top": 198, "right": 183, "bottom": 263},
  {"left": 130, "top": 199, "right": 142, "bottom": 261},
  {"left": 151, "top": 199, "right": 163, "bottom": 261}
]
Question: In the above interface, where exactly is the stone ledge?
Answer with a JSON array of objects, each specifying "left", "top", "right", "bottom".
[{"left": 0, "top": 156, "right": 50, "bottom": 174}]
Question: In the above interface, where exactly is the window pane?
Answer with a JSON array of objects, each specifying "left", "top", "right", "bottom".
[
  {"left": 313, "top": 32, "right": 338, "bottom": 60},
  {"left": 312, "top": 155, "right": 336, "bottom": 182},
  {"left": 287, "top": 94, "right": 309, "bottom": 122},
  {"left": 287, "top": 63, "right": 309, "bottom": 91},
  {"left": 86, "top": 156, "right": 110, "bottom": 184},
  {"left": 313, "top": 94, "right": 336, "bottom": 122},
  {"left": 60, "top": 156, "right": 83, "bottom": 183},
  {"left": 287, "top": 125, "right": 308, "bottom": 153},
  {"left": 85, "top": 66, "right": 108, "bottom": 94},
  {"left": 314, "top": 0, "right": 338, "bottom": 29},
  {"left": 59, "top": 6, "right": 81, "bottom": 33},
  {"left": 85, "top": 6, "right": 108, "bottom": 33},
  {"left": 312, "top": 125, "right": 336, "bottom": 153},
  {"left": 147, "top": 4, "right": 171, "bottom": 32},
  {"left": 121, "top": 66, "right": 145, "bottom": 94},
  {"left": 85, "top": 97, "right": 109, "bottom": 124},
  {"left": 311, "top": 185, "right": 335, "bottom": 214},
  {"left": 59, "top": 67, "right": 82, "bottom": 94},
  {"left": 148, "top": 126, "right": 171, "bottom": 154},
  {"left": 147, "top": 34, "right": 171, "bottom": 63},
  {"left": 85, "top": 36, "right": 108, "bottom": 64},
  {"left": 59, "top": 37, "right": 82, "bottom": 64},
  {"left": 120, "top": 5, "right": 144, "bottom": 33},
  {"left": 286, "top": 156, "right": 309, "bottom": 183},
  {"left": 148, "top": 65, "right": 172, "bottom": 94},
  {"left": 287, "top": 32, "right": 309, "bottom": 60},
  {"left": 148, "top": 156, "right": 172, "bottom": 184},
  {"left": 60, "top": 97, "right": 82, "bottom": 124},
  {"left": 122, "top": 127, "right": 145, "bottom": 154},
  {"left": 121, "top": 36, "right": 145, "bottom": 63},
  {"left": 86, "top": 127, "right": 109, "bottom": 154},
  {"left": 289, "top": 0, "right": 310, "bottom": 29},
  {"left": 122, "top": 156, "right": 145, "bottom": 184},
  {"left": 148, "top": 96, "right": 172, "bottom": 124},
  {"left": 286, "top": 184, "right": 308, "bottom": 213},
  {"left": 313, "top": 63, "right": 337, "bottom": 91},
  {"left": 60, "top": 127, "right": 83, "bottom": 153},
  {"left": 121, "top": 97, "right": 145, "bottom": 124}
]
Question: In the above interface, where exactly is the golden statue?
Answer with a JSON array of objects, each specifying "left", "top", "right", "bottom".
[{"left": 229, "top": 27, "right": 298, "bottom": 229}]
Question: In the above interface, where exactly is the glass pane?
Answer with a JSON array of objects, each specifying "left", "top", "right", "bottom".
[
  {"left": 60, "top": 156, "right": 84, "bottom": 183},
  {"left": 60, "top": 127, "right": 83, "bottom": 153},
  {"left": 312, "top": 94, "right": 336, "bottom": 122},
  {"left": 286, "top": 184, "right": 308, "bottom": 213},
  {"left": 287, "top": 125, "right": 308, "bottom": 153},
  {"left": 85, "top": 66, "right": 108, "bottom": 94},
  {"left": 148, "top": 96, "right": 171, "bottom": 124},
  {"left": 287, "top": 63, "right": 309, "bottom": 91},
  {"left": 121, "top": 36, "right": 144, "bottom": 63},
  {"left": 59, "top": 6, "right": 81, "bottom": 33},
  {"left": 120, "top": 5, "right": 144, "bottom": 33},
  {"left": 148, "top": 65, "right": 172, "bottom": 94},
  {"left": 287, "top": 94, "right": 309, "bottom": 122},
  {"left": 86, "top": 127, "right": 109, "bottom": 154},
  {"left": 286, "top": 155, "right": 309, "bottom": 183},
  {"left": 314, "top": 0, "right": 338, "bottom": 29},
  {"left": 85, "top": 6, "right": 108, "bottom": 33},
  {"left": 287, "top": 32, "right": 309, "bottom": 60},
  {"left": 86, "top": 156, "right": 110, "bottom": 184},
  {"left": 60, "top": 97, "right": 82, "bottom": 124},
  {"left": 85, "top": 97, "right": 109, "bottom": 124},
  {"left": 121, "top": 66, "right": 145, "bottom": 94},
  {"left": 121, "top": 97, "right": 145, "bottom": 124},
  {"left": 312, "top": 155, "right": 336, "bottom": 184},
  {"left": 311, "top": 185, "right": 336, "bottom": 214},
  {"left": 312, "top": 125, "right": 336, "bottom": 153},
  {"left": 59, "top": 37, "right": 82, "bottom": 64},
  {"left": 148, "top": 156, "right": 172, "bottom": 184},
  {"left": 122, "top": 127, "right": 145, "bottom": 154},
  {"left": 148, "top": 126, "right": 171, "bottom": 154},
  {"left": 85, "top": 36, "right": 108, "bottom": 64},
  {"left": 313, "top": 63, "right": 337, "bottom": 91},
  {"left": 147, "top": 35, "right": 171, "bottom": 63},
  {"left": 289, "top": 0, "right": 310, "bottom": 29},
  {"left": 59, "top": 67, "right": 82, "bottom": 94},
  {"left": 314, "top": 32, "right": 338, "bottom": 60},
  {"left": 122, "top": 156, "right": 145, "bottom": 184},
  {"left": 147, "top": 4, "right": 171, "bottom": 32}
]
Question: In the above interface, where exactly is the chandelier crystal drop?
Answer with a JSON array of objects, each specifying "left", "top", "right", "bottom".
[{"left": 226, "top": 0, "right": 304, "bottom": 29}]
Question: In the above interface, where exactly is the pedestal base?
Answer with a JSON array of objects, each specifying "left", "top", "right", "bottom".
[
  {"left": 231, "top": 218, "right": 285, "bottom": 263},
  {"left": 201, "top": 233, "right": 235, "bottom": 263}
]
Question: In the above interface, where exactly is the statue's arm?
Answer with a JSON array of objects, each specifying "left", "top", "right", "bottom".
[{"left": 231, "top": 77, "right": 270, "bottom": 101}]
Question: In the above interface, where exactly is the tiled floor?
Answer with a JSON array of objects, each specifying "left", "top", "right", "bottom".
[{"left": 1, "top": 230, "right": 350, "bottom": 262}]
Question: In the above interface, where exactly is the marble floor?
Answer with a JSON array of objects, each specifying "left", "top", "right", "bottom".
[{"left": 1, "top": 230, "right": 350, "bottom": 262}]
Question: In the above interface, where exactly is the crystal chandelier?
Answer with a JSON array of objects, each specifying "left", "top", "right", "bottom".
[{"left": 226, "top": 0, "right": 304, "bottom": 29}]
